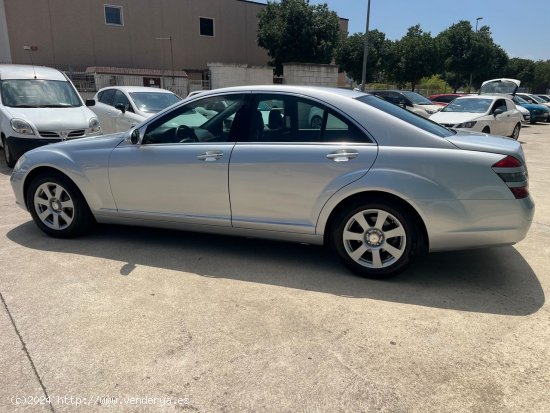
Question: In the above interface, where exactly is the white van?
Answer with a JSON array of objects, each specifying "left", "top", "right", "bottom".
[{"left": 0, "top": 64, "right": 101, "bottom": 167}]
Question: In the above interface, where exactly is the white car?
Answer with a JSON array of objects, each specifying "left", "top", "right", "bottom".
[
  {"left": 369, "top": 90, "right": 442, "bottom": 118},
  {"left": 89, "top": 86, "right": 181, "bottom": 134},
  {"left": 429, "top": 95, "right": 522, "bottom": 139},
  {"left": 0, "top": 64, "right": 101, "bottom": 167}
]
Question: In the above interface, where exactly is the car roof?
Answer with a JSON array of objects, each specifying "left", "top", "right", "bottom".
[
  {"left": 0, "top": 64, "right": 66, "bottom": 81},
  {"left": 98, "top": 86, "right": 176, "bottom": 94},
  {"left": 188, "top": 85, "right": 368, "bottom": 100}
]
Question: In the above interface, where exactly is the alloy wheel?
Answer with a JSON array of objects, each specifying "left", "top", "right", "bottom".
[
  {"left": 342, "top": 209, "right": 407, "bottom": 269},
  {"left": 33, "top": 182, "right": 75, "bottom": 230}
]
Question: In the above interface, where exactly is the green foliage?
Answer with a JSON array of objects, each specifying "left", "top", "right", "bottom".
[
  {"left": 504, "top": 58, "right": 536, "bottom": 85},
  {"left": 335, "top": 30, "right": 391, "bottom": 83},
  {"left": 257, "top": 0, "right": 341, "bottom": 75},
  {"left": 533, "top": 60, "right": 550, "bottom": 93},
  {"left": 386, "top": 25, "right": 440, "bottom": 91},
  {"left": 437, "top": 21, "right": 508, "bottom": 91},
  {"left": 418, "top": 75, "right": 451, "bottom": 91}
]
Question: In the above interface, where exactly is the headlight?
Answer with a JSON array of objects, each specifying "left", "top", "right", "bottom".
[
  {"left": 13, "top": 155, "right": 26, "bottom": 171},
  {"left": 10, "top": 119, "right": 35, "bottom": 135},
  {"left": 89, "top": 118, "right": 101, "bottom": 132},
  {"left": 456, "top": 121, "right": 477, "bottom": 128}
]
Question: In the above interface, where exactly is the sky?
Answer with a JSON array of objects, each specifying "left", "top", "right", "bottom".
[{"left": 258, "top": 0, "right": 550, "bottom": 61}]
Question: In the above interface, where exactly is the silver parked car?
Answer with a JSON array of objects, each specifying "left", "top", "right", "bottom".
[{"left": 9, "top": 86, "right": 534, "bottom": 278}]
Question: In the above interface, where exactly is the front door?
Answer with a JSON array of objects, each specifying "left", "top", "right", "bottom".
[{"left": 108, "top": 93, "right": 248, "bottom": 226}]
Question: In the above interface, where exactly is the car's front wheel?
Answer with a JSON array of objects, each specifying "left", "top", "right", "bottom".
[
  {"left": 2, "top": 136, "right": 15, "bottom": 168},
  {"left": 26, "top": 172, "right": 95, "bottom": 238},
  {"left": 331, "top": 201, "right": 420, "bottom": 278}
]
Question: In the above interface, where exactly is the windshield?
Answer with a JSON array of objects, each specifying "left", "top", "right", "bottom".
[
  {"left": 356, "top": 95, "right": 454, "bottom": 138},
  {"left": 442, "top": 98, "right": 492, "bottom": 113},
  {"left": 527, "top": 95, "right": 545, "bottom": 103},
  {"left": 129, "top": 92, "right": 181, "bottom": 113},
  {"left": 0, "top": 79, "right": 81, "bottom": 108},
  {"left": 513, "top": 96, "right": 528, "bottom": 104},
  {"left": 401, "top": 91, "right": 433, "bottom": 105},
  {"left": 537, "top": 95, "right": 550, "bottom": 102}
]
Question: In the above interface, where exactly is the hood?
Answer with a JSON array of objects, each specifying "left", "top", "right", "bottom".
[
  {"left": 479, "top": 78, "right": 520, "bottom": 96},
  {"left": 4, "top": 106, "right": 96, "bottom": 130},
  {"left": 518, "top": 103, "right": 550, "bottom": 112},
  {"left": 446, "top": 130, "right": 524, "bottom": 161},
  {"left": 29, "top": 133, "right": 126, "bottom": 156},
  {"left": 429, "top": 111, "right": 482, "bottom": 124}
]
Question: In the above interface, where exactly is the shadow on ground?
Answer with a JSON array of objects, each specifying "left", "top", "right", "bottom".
[{"left": 7, "top": 222, "right": 544, "bottom": 316}]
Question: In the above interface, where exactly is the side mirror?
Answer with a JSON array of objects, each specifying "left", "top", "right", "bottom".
[
  {"left": 115, "top": 103, "right": 126, "bottom": 114},
  {"left": 85, "top": 99, "right": 95, "bottom": 107},
  {"left": 130, "top": 128, "right": 140, "bottom": 144},
  {"left": 493, "top": 107, "right": 504, "bottom": 116}
]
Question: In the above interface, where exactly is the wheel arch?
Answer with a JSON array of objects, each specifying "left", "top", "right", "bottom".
[
  {"left": 321, "top": 190, "right": 429, "bottom": 251},
  {"left": 23, "top": 166, "right": 90, "bottom": 211}
]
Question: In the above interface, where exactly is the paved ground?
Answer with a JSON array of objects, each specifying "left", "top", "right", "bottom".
[{"left": 0, "top": 124, "right": 549, "bottom": 413}]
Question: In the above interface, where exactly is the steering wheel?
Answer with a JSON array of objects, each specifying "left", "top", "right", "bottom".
[{"left": 176, "top": 125, "right": 198, "bottom": 143}]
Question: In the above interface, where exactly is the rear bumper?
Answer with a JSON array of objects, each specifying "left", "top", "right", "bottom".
[{"left": 419, "top": 197, "right": 535, "bottom": 252}]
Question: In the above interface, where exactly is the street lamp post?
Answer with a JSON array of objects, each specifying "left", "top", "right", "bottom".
[
  {"left": 360, "top": 0, "right": 372, "bottom": 92},
  {"left": 156, "top": 36, "right": 175, "bottom": 88},
  {"left": 468, "top": 17, "right": 483, "bottom": 93}
]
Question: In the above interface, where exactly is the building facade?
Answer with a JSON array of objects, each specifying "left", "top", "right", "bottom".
[{"left": 0, "top": 0, "right": 348, "bottom": 74}]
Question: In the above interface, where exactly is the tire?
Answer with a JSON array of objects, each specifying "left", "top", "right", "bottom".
[
  {"left": 2, "top": 136, "right": 15, "bottom": 168},
  {"left": 530, "top": 118, "right": 536, "bottom": 125},
  {"left": 482, "top": 126, "right": 490, "bottom": 134},
  {"left": 26, "top": 172, "right": 95, "bottom": 238},
  {"left": 310, "top": 115, "right": 323, "bottom": 129},
  {"left": 510, "top": 123, "right": 521, "bottom": 140},
  {"left": 331, "top": 201, "right": 420, "bottom": 278}
]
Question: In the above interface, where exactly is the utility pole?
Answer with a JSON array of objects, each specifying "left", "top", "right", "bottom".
[
  {"left": 156, "top": 36, "right": 175, "bottom": 87},
  {"left": 468, "top": 17, "right": 483, "bottom": 93},
  {"left": 360, "top": 0, "right": 372, "bottom": 92}
]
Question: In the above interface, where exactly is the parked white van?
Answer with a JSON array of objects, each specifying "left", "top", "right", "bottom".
[{"left": 0, "top": 64, "right": 101, "bottom": 167}]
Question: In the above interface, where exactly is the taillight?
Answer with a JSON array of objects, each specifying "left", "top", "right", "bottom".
[{"left": 492, "top": 155, "right": 529, "bottom": 199}]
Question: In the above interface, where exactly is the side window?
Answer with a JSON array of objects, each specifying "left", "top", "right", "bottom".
[
  {"left": 493, "top": 99, "right": 507, "bottom": 113},
  {"left": 247, "top": 94, "right": 369, "bottom": 143},
  {"left": 113, "top": 90, "right": 133, "bottom": 112},
  {"left": 99, "top": 89, "right": 115, "bottom": 106},
  {"left": 142, "top": 94, "right": 246, "bottom": 145}
]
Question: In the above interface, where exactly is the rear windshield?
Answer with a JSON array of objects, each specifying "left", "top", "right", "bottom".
[
  {"left": 356, "top": 95, "right": 454, "bottom": 138},
  {"left": 129, "top": 92, "right": 181, "bottom": 113},
  {"left": 0, "top": 79, "right": 81, "bottom": 108}
]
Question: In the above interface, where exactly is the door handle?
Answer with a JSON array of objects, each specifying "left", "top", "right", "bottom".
[
  {"left": 326, "top": 149, "right": 358, "bottom": 162},
  {"left": 197, "top": 151, "right": 223, "bottom": 162}
]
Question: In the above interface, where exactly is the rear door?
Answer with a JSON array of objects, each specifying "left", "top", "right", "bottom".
[
  {"left": 93, "top": 89, "right": 117, "bottom": 133},
  {"left": 228, "top": 93, "right": 378, "bottom": 234}
]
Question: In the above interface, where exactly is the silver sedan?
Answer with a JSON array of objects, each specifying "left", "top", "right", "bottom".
[{"left": 9, "top": 86, "right": 534, "bottom": 278}]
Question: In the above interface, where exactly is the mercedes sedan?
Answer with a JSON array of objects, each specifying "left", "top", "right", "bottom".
[{"left": 10, "top": 86, "right": 534, "bottom": 278}]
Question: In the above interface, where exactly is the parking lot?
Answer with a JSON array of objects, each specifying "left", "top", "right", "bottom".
[{"left": 0, "top": 124, "right": 549, "bottom": 412}]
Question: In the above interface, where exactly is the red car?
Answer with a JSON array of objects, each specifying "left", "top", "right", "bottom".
[{"left": 428, "top": 93, "right": 465, "bottom": 107}]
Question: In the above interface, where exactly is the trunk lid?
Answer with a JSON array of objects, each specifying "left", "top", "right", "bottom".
[{"left": 445, "top": 130, "right": 525, "bottom": 162}]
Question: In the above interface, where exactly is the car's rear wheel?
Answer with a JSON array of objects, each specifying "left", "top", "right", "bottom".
[
  {"left": 2, "top": 136, "right": 15, "bottom": 168},
  {"left": 26, "top": 172, "right": 94, "bottom": 238},
  {"left": 331, "top": 201, "right": 420, "bottom": 278},
  {"left": 510, "top": 123, "right": 521, "bottom": 140}
]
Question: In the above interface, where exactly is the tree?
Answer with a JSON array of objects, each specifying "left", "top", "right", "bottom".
[
  {"left": 386, "top": 25, "right": 440, "bottom": 91},
  {"left": 533, "top": 60, "right": 550, "bottom": 93},
  {"left": 437, "top": 21, "right": 508, "bottom": 92},
  {"left": 257, "top": 0, "right": 341, "bottom": 75},
  {"left": 335, "top": 30, "right": 391, "bottom": 84},
  {"left": 504, "top": 58, "right": 536, "bottom": 87}
]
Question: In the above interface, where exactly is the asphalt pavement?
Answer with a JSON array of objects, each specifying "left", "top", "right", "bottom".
[{"left": 1, "top": 123, "right": 549, "bottom": 412}]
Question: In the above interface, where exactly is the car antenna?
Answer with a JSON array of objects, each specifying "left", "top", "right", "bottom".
[{"left": 23, "top": 46, "right": 37, "bottom": 79}]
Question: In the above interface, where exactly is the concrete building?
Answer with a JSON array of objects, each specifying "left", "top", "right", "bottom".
[{"left": 0, "top": 0, "right": 348, "bottom": 74}]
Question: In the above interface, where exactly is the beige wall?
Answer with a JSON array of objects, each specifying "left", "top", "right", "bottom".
[
  {"left": 0, "top": 0, "right": 11, "bottom": 62},
  {"left": 4, "top": 0, "right": 270, "bottom": 70}
]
